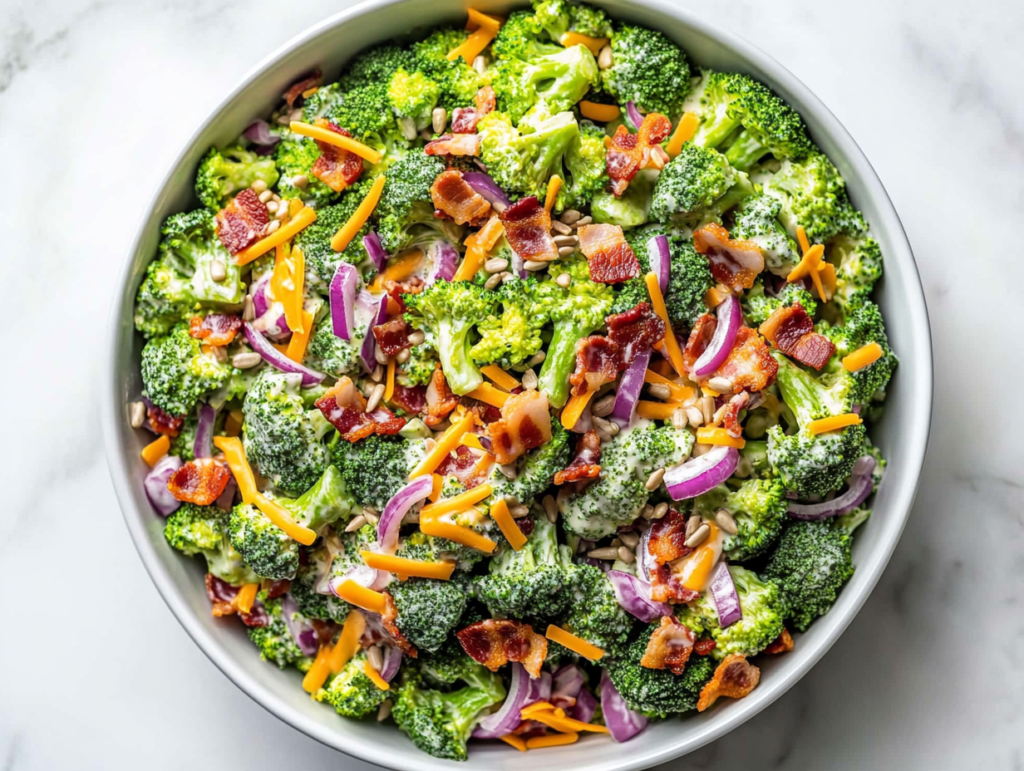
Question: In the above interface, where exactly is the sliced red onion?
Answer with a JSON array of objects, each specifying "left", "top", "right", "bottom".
[
  {"left": 251, "top": 276, "right": 292, "bottom": 341},
  {"left": 329, "top": 565, "right": 389, "bottom": 596},
  {"left": 664, "top": 444, "right": 739, "bottom": 500},
  {"left": 358, "top": 292, "right": 389, "bottom": 372},
  {"left": 611, "top": 348, "right": 651, "bottom": 427},
  {"left": 329, "top": 263, "right": 359, "bottom": 341},
  {"left": 636, "top": 526, "right": 655, "bottom": 581},
  {"left": 509, "top": 249, "right": 527, "bottom": 279},
  {"left": 692, "top": 294, "right": 741, "bottom": 377},
  {"left": 193, "top": 402, "right": 216, "bottom": 459},
  {"left": 600, "top": 669, "right": 648, "bottom": 743},
  {"left": 425, "top": 240, "right": 458, "bottom": 285},
  {"left": 625, "top": 101, "right": 643, "bottom": 131},
  {"left": 282, "top": 594, "right": 320, "bottom": 656},
  {"left": 473, "top": 662, "right": 530, "bottom": 738},
  {"left": 551, "top": 665, "right": 585, "bottom": 709},
  {"left": 571, "top": 687, "right": 598, "bottom": 724},
  {"left": 606, "top": 569, "right": 673, "bottom": 623},
  {"left": 252, "top": 274, "right": 271, "bottom": 317},
  {"left": 243, "top": 119, "right": 280, "bottom": 147},
  {"left": 216, "top": 473, "right": 237, "bottom": 511},
  {"left": 380, "top": 645, "right": 403, "bottom": 682},
  {"left": 463, "top": 171, "right": 511, "bottom": 209},
  {"left": 362, "top": 232, "right": 388, "bottom": 272},
  {"left": 787, "top": 455, "right": 877, "bottom": 520},
  {"left": 144, "top": 454, "right": 183, "bottom": 516},
  {"left": 709, "top": 562, "right": 742, "bottom": 628},
  {"left": 243, "top": 322, "right": 324, "bottom": 386},
  {"left": 378, "top": 476, "right": 434, "bottom": 554},
  {"left": 532, "top": 670, "right": 552, "bottom": 702},
  {"left": 647, "top": 234, "right": 670, "bottom": 294}
]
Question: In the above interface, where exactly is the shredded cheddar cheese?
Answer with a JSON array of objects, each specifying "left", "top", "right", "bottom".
[
  {"left": 372, "top": 249, "right": 424, "bottom": 289},
  {"left": 334, "top": 580, "right": 388, "bottom": 614},
  {"left": 328, "top": 610, "right": 366, "bottom": 673},
  {"left": 420, "top": 483, "right": 493, "bottom": 519},
  {"left": 489, "top": 498, "right": 528, "bottom": 551},
  {"left": 359, "top": 551, "right": 456, "bottom": 580},
  {"left": 635, "top": 400, "right": 684, "bottom": 421},
  {"left": 481, "top": 364, "right": 520, "bottom": 391},
  {"left": 466, "top": 8, "right": 503, "bottom": 33},
  {"left": 455, "top": 215, "right": 504, "bottom": 281},
  {"left": 787, "top": 242, "right": 826, "bottom": 300},
  {"left": 499, "top": 734, "right": 527, "bottom": 752},
  {"left": 666, "top": 112, "right": 700, "bottom": 157},
  {"left": 285, "top": 309, "right": 314, "bottom": 362},
  {"left": 419, "top": 517, "right": 497, "bottom": 553},
  {"left": 302, "top": 646, "right": 332, "bottom": 694},
  {"left": 464, "top": 382, "right": 509, "bottom": 408},
  {"left": 289, "top": 121, "right": 382, "bottom": 163},
  {"left": 560, "top": 388, "right": 594, "bottom": 429},
  {"left": 696, "top": 427, "right": 746, "bottom": 448},
  {"left": 796, "top": 225, "right": 811, "bottom": 255},
  {"left": 544, "top": 174, "right": 562, "bottom": 213},
  {"left": 461, "top": 433, "right": 486, "bottom": 451},
  {"left": 529, "top": 710, "right": 609, "bottom": 734},
  {"left": 578, "top": 101, "right": 621, "bottom": 122},
  {"left": 330, "top": 175, "right": 386, "bottom": 253},
  {"left": 842, "top": 342, "right": 884, "bottom": 372},
  {"left": 558, "top": 31, "right": 608, "bottom": 54},
  {"left": 235, "top": 583, "right": 259, "bottom": 614},
  {"left": 701, "top": 385, "right": 721, "bottom": 398},
  {"left": 362, "top": 660, "right": 391, "bottom": 691},
  {"left": 807, "top": 413, "right": 863, "bottom": 435},
  {"left": 447, "top": 25, "right": 499, "bottom": 63},
  {"left": 234, "top": 206, "right": 317, "bottom": 266},
  {"left": 428, "top": 473, "right": 444, "bottom": 502},
  {"left": 384, "top": 358, "right": 396, "bottom": 402},
  {"left": 682, "top": 543, "right": 717, "bottom": 593},
  {"left": 520, "top": 701, "right": 554, "bottom": 717},
  {"left": 644, "top": 272, "right": 688, "bottom": 377},
  {"left": 141, "top": 435, "right": 170, "bottom": 466},
  {"left": 526, "top": 732, "right": 579, "bottom": 749},
  {"left": 409, "top": 411, "right": 476, "bottom": 477},
  {"left": 643, "top": 369, "right": 693, "bottom": 402},
  {"left": 545, "top": 625, "right": 604, "bottom": 661}
]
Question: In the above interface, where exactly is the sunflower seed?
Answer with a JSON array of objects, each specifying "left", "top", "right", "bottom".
[
  {"left": 591, "top": 393, "right": 615, "bottom": 417},
  {"left": 587, "top": 547, "right": 620, "bottom": 560},
  {"left": 398, "top": 116, "right": 418, "bottom": 140},
  {"left": 345, "top": 515, "right": 367, "bottom": 532},
  {"left": 684, "top": 523, "right": 711, "bottom": 548},
  {"left": 473, "top": 55, "right": 488, "bottom": 75},
  {"left": 618, "top": 531, "right": 639, "bottom": 549},
  {"left": 408, "top": 330, "right": 425, "bottom": 346},
  {"left": 485, "top": 257, "right": 509, "bottom": 273},
  {"left": 510, "top": 504, "right": 530, "bottom": 518},
  {"left": 266, "top": 219, "right": 281, "bottom": 234},
  {"left": 374, "top": 345, "right": 389, "bottom": 366},
  {"left": 367, "top": 645, "right": 384, "bottom": 672},
  {"left": 371, "top": 364, "right": 383, "bottom": 382},
  {"left": 641, "top": 503, "right": 655, "bottom": 519},
  {"left": 396, "top": 348, "right": 410, "bottom": 364},
  {"left": 653, "top": 502, "right": 669, "bottom": 519},
  {"left": 251, "top": 179, "right": 268, "bottom": 193},
  {"left": 598, "top": 45, "right": 613, "bottom": 70},
  {"left": 209, "top": 259, "right": 227, "bottom": 283},
  {"left": 524, "top": 260, "right": 550, "bottom": 271},
  {"left": 702, "top": 395, "right": 716, "bottom": 424},
  {"left": 365, "top": 383, "right": 386, "bottom": 412},
  {"left": 715, "top": 508, "right": 739, "bottom": 535},
  {"left": 522, "top": 368, "right": 538, "bottom": 391},
  {"left": 543, "top": 495, "right": 558, "bottom": 523},
  {"left": 129, "top": 401, "right": 147, "bottom": 429},
  {"left": 574, "top": 215, "right": 592, "bottom": 228},
  {"left": 362, "top": 507, "right": 380, "bottom": 525},
  {"left": 648, "top": 383, "right": 672, "bottom": 401},
  {"left": 685, "top": 515, "right": 702, "bottom": 539},
  {"left": 432, "top": 107, "right": 447, "bottom": 134},
  {"left": 291, "top": 173, "right": 308, "bottom": 190},
  {"left": 560, "top": 209, "right": 582, "bottom": 225},
  {"left": 258, "top": 189, "right": 274, "bottom": 204},
  {"left": 553, "top": 234, "right": 577, "bottom": 247},
  {"left": 649, "top": 146, "right": 671, "bottom": 170},
  {"left": 232, "top": 352, "right": 262, "bottom": 369},
  {"left": 242, "top": 294, "right": 256, "bottom": 322},
  {"left": 525, "top": 351, "right": 546, "bottom": 368},
  {"left": 672, "top": 408, "right": 688, "bottom": 430},
  {"left": 610, "top": 538, "right": 622, "bottom": 548},
  {"left": 617, "top": 546, "right": 636, "bottom": 564},
  {"left": 484, "top": 272, "right": 503, "bottom": 290},
  {"left": 377, "top": 699, "right": 393, "bottom": 722},
  {"left": 708, "top": 376, "right": 734, "bottom": 393},
  {"left": 498, "top": 463, "right": 517, "bottom": 480},
  {"left": 557, "top": 245, "right": 576, "bottom": 257},
  {"left": 555, "top": 272, "right": 572, "bottom": 288},
  {"left": 685, "top": 405, "right": 705, "bottom": 427},
  {"left": 712, "top": 404, "right": 728, "bottom": 426},
  {"left": 691, "top": 442, "right": 712, "bottom": 457},
  {"left": 645, "top": 467, "right": 666, "bottom": 491},
  {"left": 593, "top": 416, "right": 619, "bottom": 436},
  {"left": 209, "top": 345, "right": 228, "bottom": 363},
  {"left": 551, "top": 220, "right": 573, "bottom": 235}
]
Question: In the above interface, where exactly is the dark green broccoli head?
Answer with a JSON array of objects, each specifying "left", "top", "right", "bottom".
[
  {"left": 195, "top": 146, "right": 279, "bottom": 211},
  {"left": 626, "top": 227, "right": 714, "bottom": 326},
  {"left": 375, "top": 153, "right": 459, "bottom": 253},
  {"left": 247, "top": 595, "right": 311, "bottom": 669},
  {"left": 304, "top": 315, "right": 364, "bottom": 379},
  {"left": 532, "top": 0, "right": 613, "bottom": 40},
  {"left": 419, "top": 635, "right": 485, "bottom": 686},
  {"left": 164, "top": 503, "right": 258, "bottom": 585},
  {"left": 389, "top": 574, "right": 469, "bottom": 653},
  {"left": 168, "top": 411, "right": 199, "bottom": 461},
  {"left": 720, "top": 478, "right": 788, "bottom": 561},
  {"left": 228, "top": 502, "right": 300, "bottom": 580},
  {"left": 823, "top": 299, "right": 897, "bottom": 405},
  {"left": 490, "top": 418, "right": 571, "bottom": 506},
  {"left": 295, "top": 182, "right": 378, "bottom": 288},
  {"left": 603, "top": 24, "right": 691, "bottom": 116},
  {"left": 649, "top": 143, "right": 753, "bottom": 224},
  {"left": 826, "top": 235, "right": 884, "bottom": 316},
  {"left": 317, "top": 651, "right": 390, "bottom": 718},
  {"left": 765, "top": 519, "right": 855, "bottom": 631},
  {"left": 291, "top": 546, "right": 350, "bottom": 623},
  {"left": 141, "top": 324, "right": 234, "bottom": 415},
  {"left": 732, "top": 193, "right": 801, "bottom": 275},
  {"left": 560, "top": 562, "right": 635, "bottom": 658},
  {"left": 333, "top": 434, "right": 428, "bottom": 510}
]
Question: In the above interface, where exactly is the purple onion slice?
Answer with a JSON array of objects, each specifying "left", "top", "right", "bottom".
[
  {"left": 692, "top": 294, "right": 741, "bottom": 378},
  {"left": 144, "top": 454, "right": 183, "bottom": 516},
  {"left": 243, "top": 322, "right": 324, "bottom": 386},
  {"left": 709, "top": 561, "right": 742, "bottom": 628},
  {"left": 664, "top": 445, "right": 739, "bottom": 501},
  {"left": 329, "top": 262, "right": 359, "bottom": 341}
]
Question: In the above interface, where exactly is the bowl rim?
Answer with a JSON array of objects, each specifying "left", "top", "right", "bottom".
[{"left": 103, "top": 1, "right": 933, "bottom": 768}]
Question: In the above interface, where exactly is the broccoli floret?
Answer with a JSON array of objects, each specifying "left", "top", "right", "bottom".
[
  {"left": 698, "top": 477, "right": 788, "bottom": 562},
  {"left": 732, "top": 194, "right": 801, "bottom": 275},
  {"left": 649, "top": 143, "right": 754, "bottom": 225},
  {"left": 248, "top": 595, "right": 312, "bottom": 669},
  {"left": 760, "top": 152, "right": 865, "bottom": 244},
  {"left": 678, "top": 566, "right": 784, "bottom": 659},
  {"left": 403, "top": 279, "right": 496, "bottom": 395},
  {"left": 742, "top": 279, "right": 817, "bottom": 326},
  {"left": 295, "top": 184, "right": 378, "bottom": 288},
  {"left": 280, "top": 464, "right": 358, "bottom": 533},
  {"left": 627, "top": 228, "right": 713, "bottom": 326},
  {"left": 602, "top": 24, "right": 691, "bottom": 117},
  {"left": 532, "top": 0, "right": 613, "bottom": 40},
  {"left": 823, "top": 299, "right": 897, "bottom": 405},
  {"left": 764, "top": 519, "right": 855, "bottom": 631},
  {"left": 317, "top": 651, "right": 390, "bottom": 718},
  {"left": 560, "top": 423, "right": 694, "bottom": 538},
  {"left": 609, "top": 276, "right": 651, "bottom": 316},
  {"left": 470, "top": 277, "right": 550, "bottom": 368},
  {"left": 491, "top": 418, "right": 571, "bottom": 505},
  {"left": 304, "top": 314, "right": 365, "bottom": 378},
  {"left": 228, "top": 502, "right": 299, "bottom": 580},
  {"left": 590, "top": 168, "right": 657, "bottom": 229},
  {"left": 399, "top": 344, "right": 440, "bottom": 387},
  {"left": 690, "top": 71, "right": 813, "bottom": 171},
  {"left": 389, "top": 575, "right": 469, "bottom": 653},
  {"left": 418, "top": 635, "right": 484, "bottom": 686},
  {"left": 291, "top": 545, "right": 350, "bottom": 623},
  {"left": 388, "top": 68, "right": 441, "bottom": 131},
  {"left": 397, "top": 530, "right": 489, "bottom": 573},
  {"left": 164, "top": 503, "right": 259, "bottom": 585},
  {"left": 333, "top": 434, "right": 428, "bottom": 510},
  {"left": 561, "top": 563, "right": 634, "bottom": 657},
  {"left": 273, "top": 131, "right": 337, "bottom": 206},
  {"left": 393, "top": 665, "right": 505, "bottom": 761},
  {"left": 533, "top": 257, "right": 615, "bottom": 407},
  {"left": 826, "top": 234, "right": 884, "bottom": 315},
  {"left": 767, "top": 352, "right": 866, "bottom": 498},
  {"left": 168, "top": 411, "right": 199, "bottom": 461},
  {"left": 375, "top": 153, "right": 461, "bottom": 253},
  {"left": 141, "top": 324, "right": 234, "bottom": 416},
  {"left": 491, "top": 44, "right": 598, "bottom": 124},
  {"left": 606, "top": 625, "right": 714, "bottom": 718},
  {"left": 242, "top": 369, "right": 329, "bottom": 496},
  {"left": 564, "top": 120, "right": 610, "bottom": 209},
  {"left": 323, "top": 524, "right": 381, "bottom": 587},
  {"left": 493, "top": 9, "right": 562, "bottom": 61},
  {"left": 412, "top": 28, "right": 486, "bottom": 111},
  {"left": 195, "top": 146, "right": 279, "bottom": 211}
]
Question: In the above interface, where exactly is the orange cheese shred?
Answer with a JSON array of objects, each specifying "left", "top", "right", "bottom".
[
  {"left": 499, "top": 734, "right": 527, "bottom": 752},
  {"left": 360, "top": 551, "right": 456, "bottom": 580},
  {"left": 560, "top": 388, "right": 595, "bottom": 430},
  {"left": 489, "top": 498, "right": 528, "bottom": 551},
  {"left": 466, "top": 8, "right": 503, "bottom": 33},
  {"left": 234, "top": 206, "right": 317, "bottom": 266},
  {"left": 302, "top": 645, "right": 333, "bottom": 694},
  {"left": 334, "top": 580, "right": 388, "bottom": 614},
  {"left": 807, "top": 413, "right": 863, "bottom": 435},
  {"left": 842, "top": 342, "right": 883, "bottom": 372},
  {"left": 328, "top": 610, "right": 366, "bottom": 673},
  {"left": 141, "top": 435, "right": 170, "bottom": 467},
  {"left": 795, "top": 226, "right": 812, "bottom": 255},
  {"left": 447, "top": 26, "right": 498, "bottom": 63},
  {"left": 529, "top": 710, "right": 610, "bottom": 734},
  {"left": 666, "top": 112, "right": 700, "bottom": 157},
  {"left": 285, "top": 309, "right": 314, "bottom": 362},
  {"left": 224, "top": 409, "right": 243, "bottom": 437},
  {"left": 235, "top": 583, "right": 259, "bottom": 614},
  {"left": 544, "top": 175, "right": 562, "bottom": 214},
  {"left": 384, "top": 358, "right": 396, "bottom": 402},
  {"left": 696, "top": 427, "right": 746, "bottom": 448},
  {"left": 373, "top": 249, "right": 424, "bottom": 289},
  {"left": 578, "top": 101, "right": 621, "bottom": 122},
  {"left": 526, "top": 732, "right": 579, "bottom": 749},
  {"left": 455, "top": 215, "right": 504, "bottom": 281},
  {"left": 420, "top": 483, "right": 493, "bottom": 519},
  {"left": 289, "top": 121, "right": 383, "bottom": 163},
  {"left": 643, "top": 369, "right": 692, "bottom": 401},
  {"left": 644, "top": 272, "right": 687, "bottom": 377},
  {"left": 558, "top": 31, "right": 607, "bottom": 55},
  {"left": 362, "top": 660, "right": 391, "bottom": 691},
  {"left": 428, "top": 473, "right": 444, "bottom": 502},
  {"left": 461, "top": 433, "right": 487, "bottom": 451},
  {"left": 520, "top": 701, "right": 554, "bottom": 717},
  {"left": 419, "top": 517, "right": 497, "bottom": 553},
  {"left": 409, "top": 411, "right": 476, "bottom": 477},
  {"left": 331, "top": 175, "right": 386, "bottom": 253},
  {"left": 464, "top": 382, "right": 509, "bottom": 408},
  {"left": 545, "top": 625, "right": 604, "bottom": 661},
  {"left": 681, "top": 523, "right": 721, "bottom": 592},
  {"left": 636, "top": 400, "right": 684, "bottom": 421},
  {"left": 480, "top": 364, "right": 520, "bottom": 391}
]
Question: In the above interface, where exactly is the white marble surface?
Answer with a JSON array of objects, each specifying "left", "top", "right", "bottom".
[{"left": 1, "top": 0, "right": 1022, "bottom": 768}]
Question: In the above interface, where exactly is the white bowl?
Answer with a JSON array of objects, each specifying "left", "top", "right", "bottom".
[{"left": 103, "top": 1, "right": 933, "bottom": 768}]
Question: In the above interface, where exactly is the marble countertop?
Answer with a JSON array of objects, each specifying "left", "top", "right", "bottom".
[{"left": 1, "top": 0, "right": 1021, "bottom": 768}]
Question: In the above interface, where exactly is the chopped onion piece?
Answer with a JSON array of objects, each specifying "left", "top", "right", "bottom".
[
  {"left": 377, "top": 476, "right": 434, "bottom": 554},
  {"left": 625, "top": 101, "right": 643, "bottom": 131},
  {"left": 709, "top": 562, "right": 742, "bottom": 628},
  {"left": 572, "top": 687, "right": 598, "bottom": 724},
  {"left": 329, "top": 263, "right": 359, "bottom": 341},
  {"left": 647, "top": 234, "right": 670, "bottom": 294},
  {"left": 463, "top": 171, "right": 512, "bottom": 209},
  {"left": 611, "top": 348, "right": 652, "bottom": 427},
  {"left": 600, "top": 669, "right": 648, "bottom": 742},
  {"left": 607, "top": 569, "right": 673, "bottom": 623},
  {"left": 362, "top": 232, "right": 388, "bottom": 272},
  {"left": 787, "top": 455, "right": 877, "bottom": 520},
  {"left": 281, "top": 594, "right": 319, "bottom": 656},
  {"left": 380, "top": 645, "right": 402, "bottom": 682},
  {"left": 473, "top": 662, "right": 531, "bottom": 738},
  {"left": 144, "top": 454, "right": 183, "bottom": 516},
  {"left": 193, "top": 402, "right": 216, "bottom": 459},
  {"left": 664, "top": 444, "right": 739, "bottom": 500},
  {"left": 692, "top": 294, "right": 741, "bottom": 377},
  {"left": 243, "top": 322, "right": 325, "bottom": 386},
  {"left": 358, "top": 292, "right": 389, "bottom": 373},
  {"left": 425, "top": 240, "right": 458, "bottom": 285},
  {"left": 243, "top": 119, "right": 280, "bottom": 147}
]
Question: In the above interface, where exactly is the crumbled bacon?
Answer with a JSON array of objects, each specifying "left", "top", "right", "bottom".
[
  {"left": 697, "top": 655, "right": 761, "bottom": 712},
  {"left": 451, "top": 107, "right": 480, "bottom": 134},
  {"left": 577, "top": 224, "right": 640, "bottom": 284},
  {"left": 282, "top": 68, "right": 322, "bottom": 107},
  {"left": 460, "top": 398, "right": 502, "bottom": 425},
  {"left": 204, "top": 574, "right": 269, "bottom": 626},
  {"left": 315, "top": 376, "right": 406, "bottom": 440},
  {"left": 146, "top": 402, "right": 183, "bottom": 437},
  {"left": 430, "top": 170, "right": 491, "bottom": 225},
  {"left": 693, "top": 223, "right": 764, "bottom": 291},
  {"left": 569, "top": 336, "right": 621, "bottom": 397},
  {"left": 424, "top": 133, "right": 482, "bottom": 157},
  {"left": 373, "top": 316, "right": 413, "bottom": 356},
  {"left": 168, "top": 459, "right": 231, "bottom": 506},
  {"left": 693, "top": 638, "right": 717, "bottom": 656},
  {"left": 381, "top": 592, "right": 419, "bottom": 658},
  {"left": 716, "top": 327, "right": 778, "bottom": 392},
  {"left": 650, "top": 563, "right": 700, "bottom": 604},
  {"left": 499, "top": 196, "right": 559, "bottom": 262},
  {"left": 390, "top": 384, "right": 426, "bottom": 415},
  {"left": 720, "top": 391, "right": 750, "bottom": 438},
  {"left": 647, "top": 509, "right": 692, "bottom": 565},
  {"left": 606, "top": 301, "right": 665, "bottom": 361},
  {"left": 216, "top": 188, "right": 269, "bottom": 255},
  {"left": 264, "top": 579, "right": 291, "bottom": 599},
  {"left": 683, "top": 313, "right": 718, "bottom": 371},
  {"left": 189, "top": 313, "right": 243, "bottom": 346},
  {"left": 456, "top": 619, "right": 547, "bottom": 678},
  {"left": 436, "top": 444, "right": 489, "bottom": 488},
  {"left": 424, "top": 368, "right": 458, "bottom": 427},
  {"left": 641, "top": 616, "right": 695, "bottom": 675},
  {"left": 758, "top": 303, "right": 835, "bottom": 370},
  {"left": 487, "top": 390, "right": 552, "bottom": 465},
  {"left": 310, "top": 120, "right": 365, "bottom": 193},
  {"left": 765, "top": 628, "right": 794, "bottom": 654},
  {"left": 475, "top": 85, "right": 496, "bottom": 116},
  {"left": 554, "top": 430, "right": 602, "bottom": 484},
  {"left": 605, "top": 113, "right": 673, "bottom": 195},
  {"left": 317, "top": 396, "right": 375, "bottom": 441},
  {"left": 365, "top": 406, "right": 406, "bottom": 435}
]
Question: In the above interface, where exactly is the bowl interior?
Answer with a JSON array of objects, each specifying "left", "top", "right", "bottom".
[{"left": 104, "top": 1, "right": 932, "bottom": 769}]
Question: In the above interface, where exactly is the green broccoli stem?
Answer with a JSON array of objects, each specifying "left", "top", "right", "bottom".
[
  {"left": 438, "top": 321, "right": 483, "bottom": 396},
  {"left": 537, "top": 320, "right": 585, "bottom": 408},
  {"left": 723, "top": 130, "right": 768, "bottom": 171}
]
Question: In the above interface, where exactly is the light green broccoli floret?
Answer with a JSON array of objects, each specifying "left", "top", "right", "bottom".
[
  {"left": 388, "top": 69, "right": 441, "bottom": 131},
  {"left": 141, "top": 324, "right": 234, "bottom": 416},
  {"left": 195, "top": 146, "right": 279, "bottom": 211},
  {"left": 491, "top": 44, "right": 599, "bottom": 124},
  {"left": 228, "top": 502, "right": 299, "bottom": 580},
  {"left": 649, "top": 143, "right": 753, "bottom": 225},
  {"left": 732, "top": 193, "right": 801, "bottom": 275},
  {"left": 470, "top": 277, "right": 549, "bottom": 369},
  {"left": 248, "top": 595, "right": 312, "bottom": 669},
  {"left": 164, "top": 503, "right": 259, "bottom": 586},
  {"left": 279, "top": 464, "right": 357, "bottom": 533},
  {"left": 304, "top": 314, "right": 364, "bottom": 378},
  {"left": 316, "top": 651, "right": 390, "bottom": 718},
  {"left": 333, "top": 434, "right": 428, "bottom": 511},
  {"left": 560, "top": 562, "right": 634, "bottom": 658},
  {"left": 602, "top": 24, "right": 691, "bottom": 116},
  {"left": 389, "top": 574, "right": 469, "bottom": 653}
]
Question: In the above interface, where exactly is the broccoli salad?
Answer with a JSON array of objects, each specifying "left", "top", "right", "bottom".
[{"left": 131, "top": 1, "right": 896, "bottom": 759}]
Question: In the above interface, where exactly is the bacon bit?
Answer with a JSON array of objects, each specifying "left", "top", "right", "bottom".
[
  {"left": 189, "top": 314, "right": 243, "bottom": 346},
  {"left": 693, "top": 638, "right": 717, "bottom": 656},
  {"left": 424, "top": 368, "right": 459, "bottom": 427},
  {"left": 390, "top": 383, "right": 427, "bottom": 415},
  {"left": 460, "top": 397, "right": 503, "bottom": 425},
  {"left": 430, "top": 170, "right": 492, "bottom": 225},
  {"left": 205, "top": 574, "right": 270, "bottom": 626},
  {"left": 606, "top": 301, "right": 665, "bottom": 362},
  {"left": 475, "top": 85, "right": 496, "bottom": 116},
  {"left": 216, "top": 188, "right": 269, "bottom": 255},
  {"left": 487, "top": 390, "right": 552, "bottom": 465},
  {"left": 641, "top": 616, "right": 695, "bottom": 675},
  {"left": 554, "top": 430, "right": 602, "bottom": 485},
  {"left": 650, "top": 563, "right": 699, "bottom": 604},
  {"left": 373, "top": 316, "right": 413, "bottom": 356},
  {"left": 317, "top": 396, "right": 376, "bottom": 441},
  {"left": 264, "top": 579, "right": 291, "bottom": 599},
  {"left": 605, "top": 113, "right": 673, "bottom": 195},
  {"left": 456, "top": 619, "right": 548, "bottom": 678},
  {"left": 697, "top": 655, "right": 761, "bottom": 712},
  {"left": 569, "top": 336, "right": 621, "bottom": 397},
  {"left": 683, "top": 313, "right": 717, "bottom": 371},
  {"left": 577, "top": 224, "right": 640, "bottom": 284},
  {"left": 380, "top": 592, "right": 419, "bottom": 658},
  {"left": 717, "top": 327, "right": 778, "bottom": 392},
  {"left": 424, "top": 133, "right": 482, "bottom": 157},
  {"left": 451, "top": 107, "right": 480, "bottom": 134},
  {"left": 436, "top": 444, "right": 489, "bottom": 488},
  {"left": 310, "top": 120, "right": 365, "bottom": 193},
  {"left": 283, "top": 69, "right": 322, "bottom": 107},
  {"left": 765, "top": 628, "right": 794, "bottom": 654},
  {"left": 316, "top": 376, "right": 406, "bottom": 440},
  {"left": 720, "top": 391, "right": 750, "bottom": 438},
  {"left": 758, "top": 303, "right": 835, "bottom": 371},
  {"left": 168, "top": 458, "right": 231, "bottom": 506},
  {"left": 146, "top": 403, "right": 184, "bottom": 437},
  {"left": 365, "top": 406, "right": 406, "bottom": 435},
  {"left": 693, "top": 223, "right": 764, "bottom": 291},
  {"left": 499, "top": 196, "right": 559, "bottom": 262},
  {"left": 647, "top": 509, "right": 691, "bottom": 565}
]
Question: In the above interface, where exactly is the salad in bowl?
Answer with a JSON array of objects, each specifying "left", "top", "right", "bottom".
[{"left": 128, "top": 0, "right": 897, "bottom": 760}]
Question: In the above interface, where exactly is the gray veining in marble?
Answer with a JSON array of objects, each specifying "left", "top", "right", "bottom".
[{"left": 1, "top": 0, "right": 1022, "bottom": 768}]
